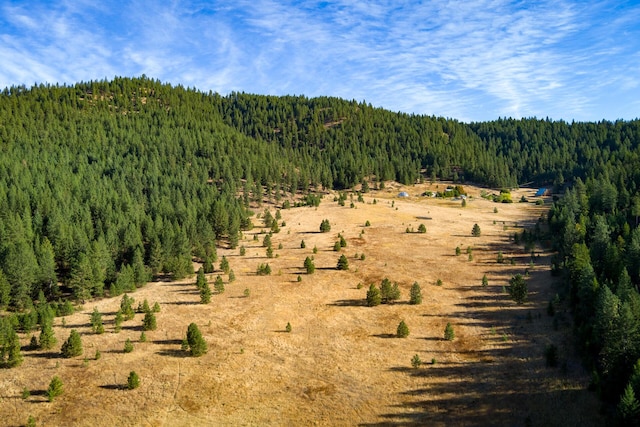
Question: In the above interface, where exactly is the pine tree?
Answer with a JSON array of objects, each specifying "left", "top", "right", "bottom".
[
  {"left": 482, "top": 274, "right": 489, "bottom": 287},
  {"left": 186, "top": 323, "right": 207, "bottom": 356},
  {"left": 2, "top": 324, "right": 23, "bottom": 368},
  {"left": 114, "top": 310, "right": 123, "bottom": 332},
  {"left": 61, "top": 330, "right": 83, "bottom": 357},
  {"left": 366, "top": 284, "right": 381, "bottom": 307},
  {"left": 196, "top": 267, "right": 207, "bottom": 290},
  {"left": 472, "top": 223, "right": 481, "bottom": 237},
  {"left": 142, "top": 311, "right": 157, "bottom": 331},
  {"left": 285, "top": 322, "right": 292, "bottom": 333},
  {"left": 214, "top": 275, "right": 225, "bottom": 294},
  {"left": 320, "top": 219, "right": 331, "bottom": 233},
  {"left": 120, "top": 294, "right": 135, "bottom": 320},
  {"left": 220, "top": 256, "right": 230, "bottom": 274},
  {"left": 124, "top": 338, "right": 134, "bottom": 353},
  {"left": 90, "top": 307, "right": 104, "bottom": 334},
  {"left": 618, "top": 383, "right": 640, "bottom": 423},
  {"left": 200, "top": 280, "right": 212, "bottom": 303},
  {"left": 418, "top": 224, "right": 426, "bottom": 233},
  {"left": 508, "top": 274, "right": 528, "bottom": 304},
  {"left": 409, "top": 282, "right": 422, "bottom": 305},
  {"left": 444, "top": 322, "right": 455, "bottom": 341},
  {"left": 127, "top": 371, "right": 140, "bottom": 390},
  {"left": 47, "top": 376, "right": 63, "bottom": 402},
  {"left": 397, "top": 320, "right": 409, "bottom": 338},
  {"left": 304, "top": 256, "right": 315, "bottom": 274},
  {"left": 337, "top": 254, "right": 349, "bottom": 270},
  {"left": 39, "top": 319, "right": 57, "bottom": 349},
  {"left": 411, "top": 354, "right": 422, "bottom": 368}
]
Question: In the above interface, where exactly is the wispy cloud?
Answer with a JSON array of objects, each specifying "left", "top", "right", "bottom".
[{"left": 0, "top": 0, "right": 638, "bottom": 121}]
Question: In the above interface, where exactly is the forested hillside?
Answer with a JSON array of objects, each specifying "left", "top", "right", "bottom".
[{"left": 2, "top": 76, "right": 640, "bottom": 420}]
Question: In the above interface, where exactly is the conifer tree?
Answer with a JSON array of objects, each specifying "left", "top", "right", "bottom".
[
  {"left": 47, "top": 376, "right": 63, "bottom": 402},
  {"left": 196, "top": 267, "right": 207, "bottom": 290},
  {"left": 220, "top": 256, "right": 230, "bottom": 274},
  {"left": 127, "top": 371, "right": 140, "bottom": 390},
  {"left": 142, "top": 310, "right": 157, "bottom": 331},
  {"left": 397, "top": 320, "right": 409, "bottom": 338},
  {"left": 114, "top": 310, "right": 123, "bottom": 332},
  {"left": 61, "top": 330, "right": 83, "bottom": 357},
  {"left": 186, "top": 323, "right": 207, "bottom": 356},
  {"left": 472, "top": 223, "right": 481, "bottom": 237},
  {"left": 214, "top": 275, "right": 225, "bottom": 294},
  {"left": 337, "top": 254, "right": 349, "bottom": 270},
  {"left": 304, "top": 256, "right": 315, "bottom": 274},
  {"left": 444, "top": 322, "right": 455, "bottom": 341},
  {"left": 39, "top": 318, "right": 57, "bottom": 350},
  {"left": 90, "top": 307, "right": 104, "bottom": 334},
  {"left": 124, "top": 338, "right": 134, "bottom": 353},
  {"left": 200, "top": 280, "right": 212, "bottom": 303},
  {"left": 2, "top": 324, "right": 23, "bottom": 367},
  {"left": 366, "top": 284, "right": 381, "bottom": 307},
  {"left": 508, "top": 274, "right": 528, "bottom": 304},
  {"left": 409, "top": 282, "right": 422, "bottom": 305}
]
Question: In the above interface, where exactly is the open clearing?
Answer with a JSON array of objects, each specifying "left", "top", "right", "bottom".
[{"left": 1, "top": 183, "right": 603, "bottom": 426}]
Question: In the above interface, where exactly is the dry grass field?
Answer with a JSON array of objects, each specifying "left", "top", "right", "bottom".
[{"left": 1, "top": 182, "right": 604, "bottom": 426}]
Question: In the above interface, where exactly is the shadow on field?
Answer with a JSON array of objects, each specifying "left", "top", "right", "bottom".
[{"left": 358, "top": 257, "right": 604, "bottom": 427}]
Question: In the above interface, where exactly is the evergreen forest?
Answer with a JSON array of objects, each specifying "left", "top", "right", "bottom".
[{"left": 2, "top": 76, "right": 640, "bottom": 420}]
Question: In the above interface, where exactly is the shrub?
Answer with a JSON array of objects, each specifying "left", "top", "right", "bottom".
[
  {"left": 418, "top": 224, "right": 426, "bottom": 233},
  {"left": 240, "top": 245, "right": 246, "bottom": 256},
  {"left": 47, "top": 376, "right": 63, "bottom": 402},
  {"left": 127, "top": 371, "right": 140, "bottom": 390},
  {"left": 285, "top": 322, "right": 292, "bottom": 333},
  {"left": 397, "top": 320, "right": 409, "bottom": 338},
  {"left": 333, "top": 241, "right": 341, "bottom": 252},
  {"left": 124, "top": 338, "right": 134, "bottom": 353},
  {"left": 61, "top": 330, "right": 83, "bottom": 358},
  {"left": 244, "top": 288, "right": 251, "bottom": 297},
  {"left": 444, "top": 322, "right": 455, "bottom": 341},
  {"left": 455, "top": 246, "right": 461, "bottom": 256},
  {"left": 411, "top": 354, "right": 422, "bottom": 368},
  {"left": 497, "top": 251, "right": 504, "bottom": 263},
  {"left": 481, "top": 274, "right": 488, "bottom": 287}
]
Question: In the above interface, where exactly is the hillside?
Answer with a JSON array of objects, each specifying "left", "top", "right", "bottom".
[
  {"left": 2, "top": 77, "right": 640, "bottom": 424},
  {"left": 0, "top": 184, "right": 603, "bottom": 426}
]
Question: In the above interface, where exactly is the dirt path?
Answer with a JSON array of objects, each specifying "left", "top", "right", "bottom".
[{"left": 1, "top": 183, "right": 603, "bottom": 426}]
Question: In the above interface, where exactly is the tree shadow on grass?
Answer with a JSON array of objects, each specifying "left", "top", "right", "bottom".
[
  {"left": 327, "top": 299, "right": 367, "bottom": 307},
  {"left": 164, "top": 301, "right": 200, "bottom": 306},
  {"left": 153, "top": 339, "right": 183, "bottom": 345},
  {"left": 156, "top": 349, "right": 189, "bottom": 358},
  {"left": 372, "top": 333, "right": 397, "bottom": 339},
  {"left": 99, "top": 384, "right": 125, "bottom": 391}
]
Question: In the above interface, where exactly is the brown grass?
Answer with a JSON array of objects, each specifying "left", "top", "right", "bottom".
[{"left": 1, "top": 183, "right": 603, "bottom": 426}]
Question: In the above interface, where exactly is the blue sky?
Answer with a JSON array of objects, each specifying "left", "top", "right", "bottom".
[{"left": 1, "top": 1, "right": 639, "bottom": 122}]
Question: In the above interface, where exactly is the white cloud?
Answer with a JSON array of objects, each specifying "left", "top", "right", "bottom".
[{"left": 0, "top": 0, "right": 638, "bottom": 121}]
